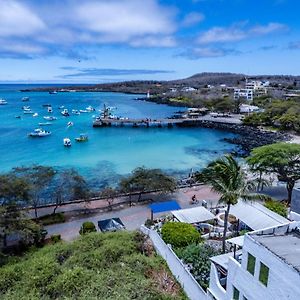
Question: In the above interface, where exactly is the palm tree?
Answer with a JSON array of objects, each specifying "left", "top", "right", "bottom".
[{"left": 196, "top": 155, "right": 267, "bottom": 253}]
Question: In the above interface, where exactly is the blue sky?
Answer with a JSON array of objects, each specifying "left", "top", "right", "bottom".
[{"left": 0, "top": 0, "right": 299, "bottom": 83}]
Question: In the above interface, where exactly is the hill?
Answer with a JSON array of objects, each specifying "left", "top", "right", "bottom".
[{"left": 0, "top": 231, "right": 186, "bottom": 300}]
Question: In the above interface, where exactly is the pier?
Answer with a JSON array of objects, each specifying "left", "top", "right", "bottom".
[{"left": 93, "top": 115, "right": 243, "bottom": 128}]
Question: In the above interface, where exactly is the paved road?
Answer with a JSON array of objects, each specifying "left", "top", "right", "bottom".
[{"left": 45, "top": 185, "right": 219, "bottom": 241}]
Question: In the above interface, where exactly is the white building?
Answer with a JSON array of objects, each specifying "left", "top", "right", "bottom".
[
  {"left": 207, "top": 222, "right": 300, "bottom": 300},
  {"left": 245, "top": 80, "right": 268, "bottom": 96},
  {"left": 181, "top": 87, "right": 197, "bottom": 92},
  {"left": 239, "top": 104, "right": 260, "bottom": 114},
  {"left": 234, "top": 89, "right": 253, "bottom": 101}
]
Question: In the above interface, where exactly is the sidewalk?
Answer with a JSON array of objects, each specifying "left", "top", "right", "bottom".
[{"left": 45, "top": 185, "right": 219, "bottom": 241}]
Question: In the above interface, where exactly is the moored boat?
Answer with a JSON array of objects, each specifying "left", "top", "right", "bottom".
[
  {"left": 47, "top": 106, "right": 53, "bottom": 113},
  {"left": 86, "top": 105, "right": 95, "bottom": 112},
  {"left": 33, "top": 113, "right": 39, "bottom": 117},
  {"left": 49, "top": 91, "right": 57, "bottom": 94},
  {"left": 72, "top": 109, "right": 80, "bottom": 115},
  {"left": 28, "top": 128, "right": 51, "bottom": 137},
  {"left": 43, "top": 116, "right": 57, "bottom": 121},
  {"left": 0, "top": 99, "right": 8, "bottom": 105},
  {"left": 67, "top": 121, "right": 74, "bottom": 127},
  {"left": 75, "top": 134, "right": 88, "bottom": 142},
  {"left": 61, "top": 109, "right": 69, "bottom": 116},
  {"left": 22, "top": 97, "right": 30, "bottom": 102},
  {"left": 63, "top": 138, "right": 72, "bottom": 147},
  {"left": 39, "top": 122, "right": 52, "bottom": 126}
]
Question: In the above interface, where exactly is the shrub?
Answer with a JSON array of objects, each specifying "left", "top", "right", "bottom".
[
  {"left": 51, "top": 234, "right": 61, "bottom": 243},
  {"left": 161, "top": 222, "right": 201, "bottom": 248},
  {"left": 79, "top": 221, "right": 97, "bottom": 235},
  {"left": 38, "top": 212, "right": 65, "bottom": 226},
  {"left": 176, "top": 243, "right": 221, "bottom": 290},
  {"left": 264, "top": 200, "right": 288, "bottom": 217}
]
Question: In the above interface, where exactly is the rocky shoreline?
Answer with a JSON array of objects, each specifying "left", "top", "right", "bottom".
[{"left": 177, "top": 120, "right": 290, "bottom": 157}]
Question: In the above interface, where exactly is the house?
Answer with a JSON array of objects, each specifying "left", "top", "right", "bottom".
[
  {"left": 239, "top": 104, "right": 260, "bottom": 114},
  {"left": 207, "top": 222, "right": 300, "bottom": 300},
  {"left": 181, "top": 87, "right": 197, "bottom": 92},
  {"left": 234, "top": 89, "right": 253, "bottom": 101}
]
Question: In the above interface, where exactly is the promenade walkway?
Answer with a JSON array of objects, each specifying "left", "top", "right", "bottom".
[{"left": 44, "top": 185, "right": 219, "bottom": 241}]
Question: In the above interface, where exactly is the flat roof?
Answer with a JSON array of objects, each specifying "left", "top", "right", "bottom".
[
  {"left": 210, "top": 250, "right": 243, "bottom": 270},
  {"left": 230, "top": 201, "right": 289, "bottom": 230},
  {"left": 171, "top": 206, "right": 215, "bottom": 224},
  {"left": 252, "top": 231, "right": 300, "bottom": 273}
]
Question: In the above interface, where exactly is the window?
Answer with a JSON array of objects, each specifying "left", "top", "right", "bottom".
[
  {"left": 259, "top": 262, "right": 269, "bottom": 286},
  {"left": 247, "top": 253, "right": 256, "bottom": 275},
  {"left": 233, "top": 286, "right": 240, "bottom": 300}
]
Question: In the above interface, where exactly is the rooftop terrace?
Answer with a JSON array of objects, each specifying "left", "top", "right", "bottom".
[{"left": 252, "top": 230, "right": 300, "bottom": 273}]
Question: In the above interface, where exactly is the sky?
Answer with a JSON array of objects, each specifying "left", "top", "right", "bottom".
[{"left": 0, "top": 0, "right": 300, "bottom": 83}]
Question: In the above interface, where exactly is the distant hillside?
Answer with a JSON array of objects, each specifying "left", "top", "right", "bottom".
[{"left": 22, "top": 72, "right": 300, "bottom": 94}]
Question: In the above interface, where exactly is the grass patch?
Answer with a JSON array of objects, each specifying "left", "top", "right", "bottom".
[
  {"left": 37, "top": 213, "right": 66, "bottom": 226},
  {"left": 264, "top": 200, "right": 288, "bottom": 218},
  {"left": 0, "top": 231, "right": 187, "bottom": 300}
]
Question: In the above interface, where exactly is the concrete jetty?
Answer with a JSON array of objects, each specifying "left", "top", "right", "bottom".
[{"left": 93, "top": 115, "right": 243, "bottom": 128}]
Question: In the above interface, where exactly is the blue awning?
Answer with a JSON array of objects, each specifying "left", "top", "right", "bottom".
[{"left": 149, "top": 200, "right": 181, "bottom": 214}]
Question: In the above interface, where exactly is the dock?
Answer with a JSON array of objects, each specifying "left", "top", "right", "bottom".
[{"left": 93, "top": 115, "right": 242, "bottom": 128}]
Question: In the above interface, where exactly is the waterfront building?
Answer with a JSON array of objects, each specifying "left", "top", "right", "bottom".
[
  {"left": 239, "top": 104, "right": 260, "bottom": 113},
  {"left": 207, "top": 222, "right": 300, "bottom": 300}
]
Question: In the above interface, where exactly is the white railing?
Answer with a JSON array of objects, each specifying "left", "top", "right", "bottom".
[{"left": 140, "top": 225, "right": 207, "bottom": 300}]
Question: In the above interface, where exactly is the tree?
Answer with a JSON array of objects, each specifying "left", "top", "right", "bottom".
[
  {"left": 247, "top": 142, "right": 300, "bottom": 204},
  {"left": 51, "top": 169, "right": 89, "bottom": 214},
  {"left": 100, "top": 187, "right": 118, "bottom": 210},
  {"left": 12, "top": 165, "right": 56, "bottom": 218},
  {"left": 195, "top": 155, "right": 266, "bottom": 253},
  {"left": 119, "top": 167, "right": 176, "bottom": 203},
  {"left": 79, "top": 221, "right": 96, "bottom": 235}
]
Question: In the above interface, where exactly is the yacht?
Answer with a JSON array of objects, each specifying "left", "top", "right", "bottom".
[
  {"left": 23, "top": 110, "right": 34, "bottom": 114},
  {"left": 61, "top": 109, "right": 69, "bottom": 116},
  {"left": 67, "top": 121, "right": 74, "bottom": 127},
  {"left": 22, "top": 97, "right": 30, "bottom": 102},
  {"left": 32, "top": 113, "right": 39, "bottom": 117},
  {"left": 28, "top": 128, "right": 51, "bottom": 137},
  {"left": 0, "top": 99, "right": 8, "bottom": 105},
  {"left": 47, "top": 106, "right": 53, "bottom": 113},
  {"left": 43, "top": 116, "right": 57, "bottom": 121},
  {"left": 22, "top": 106, "right": 30, "bottom": 110},
  {"left": 49, "top": 91, "right": 57, "bottom": 94},
  {"left": 79, "top": 109, "right": 88, "bottom": 113},
  {"left": 63, "top": 138, "right": 72, "bottom": 147},
  {"left": 86, "top": 105, "right": 95, "bottom": 112}
]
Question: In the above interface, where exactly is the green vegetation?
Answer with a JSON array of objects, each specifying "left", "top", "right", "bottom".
[
  {"left": 243, "top": 98, "right": 300, "bottom": 132},
  {"left": 79, "top": 221, "right": 97, "bottom": 235},
  {"left": 0, "top": 231, "right": 186, "bottom": 299},
  {"left": 100, "top": 187, "right": 118, "bottom": 210},
  {"left": 175, "top": 244, "right": 220, "bottom": 290},
  {"left": 161, "top": 222, "right": 201, "bottom": 248},
  {"left": 120, "top": 167, "right": 177, "bottom": 202},
  {"left": 196, "top": 155, "right": 266, "bottom": 253},
  {"left": 247, "top": 143, "right": 300, "bottom": 204},
  {"left": 50, "top": 234, "right": 61, "bottom": 243},
  {"left": 38, "top": 213, "right": 66, "bottom": 226},
  {"left": 264, "top": 200, "right": 288, "bottom": 217}
]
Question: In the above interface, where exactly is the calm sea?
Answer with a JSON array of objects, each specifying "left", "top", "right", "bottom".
[{"left": 0, "top": 84, "right": 237, "bottom": 188}]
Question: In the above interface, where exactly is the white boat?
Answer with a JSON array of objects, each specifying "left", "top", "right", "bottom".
[
  {"left": 28, "top": 128, "right": 51, "bottom": 137},
  {"left": 47, "top": 107, "right": 53, "bottom": 113},
  {"left": 63, "top": 138, "right": 72, "bottom": 147},
  {"left": 75, "top": 133, "right": 88, "bottom": 142},
  {"left": 58, "top": 105, "right": 65, "bottom": 109},
  {"left": 72, "top": 109, "right": 80, "bottom": 115},
  {"left": 22, "top": 106, "right": 30, "bottom": 111},
  {"left": 0, "top": 99, "right": 8, "bottom": 105},
  {"left": 39, "top": 122, "right": 52, "bottom": 126},
  {"left": 67, "top": 121, "right": 74, "bottom": 127},
  {"left": 43, "top": 116, "right": 57, "bottom": 121},
  {"left": 86, "top": 105, "right": 95, "bottom": 112},
  {"left": 33, "top": 113, "right": 39, "bottom": 117},
  {"left": 49, "top": 91, "right": 57, "bottom": 94},
  {"left": 61, "top": 109, "right": 69, "bottom": 116},
  {"left": 79, "top": 109, "right": 88, "bottom": 113},
  {"left": 24, "top": 110, "right": 34, "bottom": 114},
  {"left": 22, "top": 97, "right": 30, "bottom": 102}
]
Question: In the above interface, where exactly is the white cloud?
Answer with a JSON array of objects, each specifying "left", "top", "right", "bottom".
[
  {"left": 73, "top": 0, "right": 176, "bottom": 42},
  {"left": 250, "top": 22, "right": 287, "bottom": 35},
  {"left": 197, "top": 26, "right": 246, "bottom": 44},
  {"left": 182, "top": 12, "right": 205, "bottom": 27},
  {"left": 0, "top": 0, "right": 45, "bottom": 37},
  {"left": 197, "top": 22, "right": 287, "bottom": 45}
]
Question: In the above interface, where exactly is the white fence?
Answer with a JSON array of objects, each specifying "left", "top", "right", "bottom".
[{"left": 140, "top": 225, "right": 207, "bottom": 300}]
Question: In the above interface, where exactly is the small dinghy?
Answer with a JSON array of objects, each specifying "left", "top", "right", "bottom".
[{"left": 63, "top": 138, "right": 72, "bottom": 147}]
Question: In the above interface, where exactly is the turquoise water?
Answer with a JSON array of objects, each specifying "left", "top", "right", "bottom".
[{"left": 0, "top": 85, "right": 237, "bottom": 187}]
